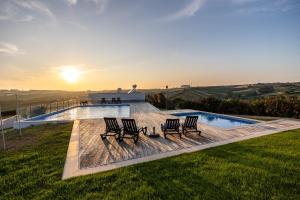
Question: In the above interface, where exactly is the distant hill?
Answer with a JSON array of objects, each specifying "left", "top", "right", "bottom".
[
  {"left": 0, "top": 90, "right": 87, "bottom": 111},
  {"left": 143, "top": 82, "right": 300, "bottom": 101},
  {"left": 0, "top": 82, "right": 299, "bottom": 112}
]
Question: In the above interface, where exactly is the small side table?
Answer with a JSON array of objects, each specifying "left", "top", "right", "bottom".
[{"left": 148, "top": 127, "right": 160, "bottom": 138}]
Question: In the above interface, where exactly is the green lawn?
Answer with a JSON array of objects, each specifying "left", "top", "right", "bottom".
[{"left": 0, "top": 124, "right": 299, "bottom": 200}]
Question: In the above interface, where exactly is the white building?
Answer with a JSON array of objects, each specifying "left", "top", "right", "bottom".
[
  {"left": 181, "top": 84, "right": 191, "bottom": 89},
  {"left": 89, "top": 84, "right": 145, "bottom": 103}
]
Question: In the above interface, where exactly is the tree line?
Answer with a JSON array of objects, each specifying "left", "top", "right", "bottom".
[{"left": 146, "top": 93, "right": 300, "bottom": 119}]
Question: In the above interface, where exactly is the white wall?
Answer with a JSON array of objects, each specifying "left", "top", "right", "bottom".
[
  {"left": 1, "top": 116, "right": 17, "bottom": 129},
  {"left": 89, "top": 92, "right": 145, "bottom": 102}
]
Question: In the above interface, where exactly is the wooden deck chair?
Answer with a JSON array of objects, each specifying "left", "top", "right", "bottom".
[
  {"left": 182, "top": 116, "right": 201, "bottom": 136},
  {"left": 101, "top": 117, "right": 122, "bottom": 140},
  {"left": 161, "top": 119, "right": 181, "bottom": 139},
  {"left": 121, "top": 119, "right": 147, "bottom": 143}
]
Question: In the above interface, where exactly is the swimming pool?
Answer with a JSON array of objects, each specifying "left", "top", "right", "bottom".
[
  {"left": 27, "top": 105, "right": 130, "bottom": 121},
  {"left": 173, "top": 111, "right": 257, "bottom": 129}
]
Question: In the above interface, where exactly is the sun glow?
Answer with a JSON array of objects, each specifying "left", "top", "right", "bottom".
[{"left": 60, "top": 67, "right": 80, "bottom": 84}]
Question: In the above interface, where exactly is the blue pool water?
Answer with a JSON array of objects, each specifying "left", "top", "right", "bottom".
[
  {"left": 28, "top": 105, "right": 130, "bottom": 121},
  {"left": 173, "top": 112, "right": 257, "bottom": 129}
]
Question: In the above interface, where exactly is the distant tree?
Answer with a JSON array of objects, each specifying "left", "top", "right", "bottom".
[
  {"left": 148, "top": 92, "right": 300, "bottom": 119},
  {"left": 146, "top": 93, "right": 169, "bottom": 109},
  {"left": 258, "top": 86, "right": 275, "bottom": 94}
]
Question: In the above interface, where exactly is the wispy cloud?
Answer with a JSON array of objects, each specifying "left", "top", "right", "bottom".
[
  {"left": 162, "top": 0, "right": 206, "bottom": 22},
  {"left": 66, "top": 0, "right": 78, "bottom": 6},
  {"left": 231, "top": 0, "right": 261, "bottom": 4},
  {"left": 82, "top": 0, "right": 110, "bottom": 14},
  {"left": 13, "top": 0, "right": 56, "bottom": 19},
  {"left": 0, "top": 42, "right": 24, "bottom": 55},
  {"left": 232, "top": 0, "right": 300, "bottom": 14},
  {"left": 66, "top": 0, "right": 110, "bottom": 13},
  {"left": 0, "top": 14, "right": 34, "bottom": 22},
  {"left": 0, "top": 0, "right": 55, "bottom": 22}
]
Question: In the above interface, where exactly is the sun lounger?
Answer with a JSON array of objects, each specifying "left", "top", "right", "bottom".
[
  {"left": 182, "top": 116, "right": 201, "bottom": 136},
  {"left": 101, "top": 117, "right": 122, "bottom": 140},
  {"left": 121, "top": 119, "right": 147, "bottom": 143},
  {"left": 161, "top": 119, "right": 181, "bottom": 139}
]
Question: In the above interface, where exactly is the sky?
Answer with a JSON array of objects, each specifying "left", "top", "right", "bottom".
[{"left": 0, "top": 0, "right": 299, "bottom": 91}]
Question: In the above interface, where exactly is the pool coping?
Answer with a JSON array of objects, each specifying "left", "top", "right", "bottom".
[
  {"left": 14, "top": 104, "right": 130, "bottom": 129},
  {"left": 25, "top": 103, "right": 131, "bottom": 121},
  {"left": 167, "top": 109, "right": 263, "bottom": 131}
]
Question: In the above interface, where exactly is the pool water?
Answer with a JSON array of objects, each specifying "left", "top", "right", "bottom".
[
  {"left": 28, "top": 105, "right": 130, "bottom": 121},
  {"left": 173, "top": 112, "right": 256, "bottom": 129}
]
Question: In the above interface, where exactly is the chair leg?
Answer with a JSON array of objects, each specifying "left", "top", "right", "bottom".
[
  {"left": 143, "top": 127, "right": 147, "bottom": 135},
  {"left": 118, "top": 133, "right": 124, "bottom": 142},
  {"left": 164, "top": 131, "right": 167, "bottom": 139},
  {"left": 134, "top": 134, "right": 139, "bottom": 143},
  {"left": 115, "top": 132, "right": 120, "bottom": 141}
]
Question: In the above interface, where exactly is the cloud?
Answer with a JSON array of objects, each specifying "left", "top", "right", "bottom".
[
  {"left": 13, "top": 0, "right": 56, "bottom": 19},
  {"left": 0, "top": 14, "right": 34, "bottom": 22},
  {"left": 232, "top": 0, "right": 300, "bottom": 14},
  {"left": 86, "top": 0, "right": 110, "bottom": 13},
  {"left": 16, "top": 15, "right": 34, "bottom": 22},
  {"left": 66, "top": 0, "right": 78, "bottom": 5},
  {"left": 162, "top": 0, "right": 206, "bottom": 22},
  {"left": 0, "top": 0, "right": 55, "bottom": 22},
  {"left": 66, "top": 0, "right": 110, "bottom": 13},
  {"left": 231, "top": 0, "right": 261, "bottom": 4},
  {"left": 0, "top": 42, "right": 23, "bottom": 55}
]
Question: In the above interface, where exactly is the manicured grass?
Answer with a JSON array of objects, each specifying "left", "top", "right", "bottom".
[{"left": 0, "top": 124, "right": 299, "bottom": 199}]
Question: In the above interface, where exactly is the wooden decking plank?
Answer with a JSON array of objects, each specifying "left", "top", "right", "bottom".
[{"left": 77, "top": 102, "right": 300, "bottom": 169}]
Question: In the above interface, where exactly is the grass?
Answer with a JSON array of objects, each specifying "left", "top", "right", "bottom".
[{"left": 0, "top": 124, "right": 299, "bottom": 199}]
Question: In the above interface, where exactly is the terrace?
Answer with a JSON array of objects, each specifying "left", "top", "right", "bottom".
[{"left": 62, "top": 102, "right": 300, "bottom": 179}]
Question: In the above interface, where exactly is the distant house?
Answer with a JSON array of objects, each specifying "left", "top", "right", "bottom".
[
  {"left": 181, "top": 85, "right": 191, "bottom": 89},
  {"left": 88, "top": 84, "right": 145, "bottom": 103}
]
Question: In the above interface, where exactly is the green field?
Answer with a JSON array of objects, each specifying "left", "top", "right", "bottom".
[{"left": 0, "top": 124, "right": 299, "bottom": 199}]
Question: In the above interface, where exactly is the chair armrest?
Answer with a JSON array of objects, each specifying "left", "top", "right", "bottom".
[{"left": 138, "top": 127, "right": 147, "bottom": 134}]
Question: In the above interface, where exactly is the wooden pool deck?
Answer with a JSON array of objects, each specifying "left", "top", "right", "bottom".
[{"left": 62, "top": 102, "right": 300, "bottom": 179}]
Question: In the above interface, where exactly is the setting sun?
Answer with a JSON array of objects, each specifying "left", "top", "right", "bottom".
[{"left": 61, "top": 67, "right": 80, "bottom": 84}]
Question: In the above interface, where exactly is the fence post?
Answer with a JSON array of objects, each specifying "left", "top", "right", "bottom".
[
  {"left": 56, "top": 102, "right": 58, "bottom": 112},
  {"left": 15, "top": 93, "right": 22, "bottom": 136},
  {"left": 0, "top": 106, "right": 6, "bottom": 150},
  {"left": 29, "top": 104, "right": 32, "bottom": 118}
]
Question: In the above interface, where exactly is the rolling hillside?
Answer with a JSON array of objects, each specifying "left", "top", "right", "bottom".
[
  {"left": 144, "top": 82, "right": 300, "bottom": 101},
  {"left": 0, "top": 82, "right": 299, "bottom": 112}
]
